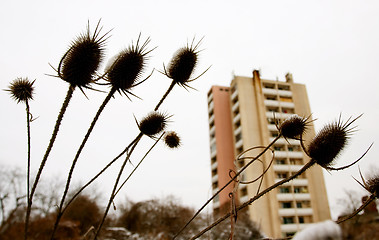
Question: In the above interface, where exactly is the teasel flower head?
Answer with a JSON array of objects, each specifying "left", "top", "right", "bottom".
[
  {"left": 164, "top": 131, "right": 181, "bottom": 148},
  {"left": 137, "top": 111, "right": 170, "bottom": 137},
  {"left": 365, "top": 176, "right": 379, "bottom": 196},
  {"left": 106, "top": 34, "right": 154, "bottom": 96},
  {"left": 58, "top": 20, "right": 109, "bottom": 89},
  {"left": 6, "top": 77, "right": 35, "bottom": 103},
  {"left": 307, "top": 115, "right": 359, "bottom": 168},
  {"left": 279, "top": 114, "right": 310, "bottom": 139},
  {"left": 163, "top": 37, "right": 209, "bottom": 89}
]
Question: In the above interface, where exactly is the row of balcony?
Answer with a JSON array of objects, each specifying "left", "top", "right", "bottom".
[
  {"left": 278, "top": 207, "right": 313, "bottom": 217},
  {"left": 262, "top": 87, "right": 292, "bottom": 97}
]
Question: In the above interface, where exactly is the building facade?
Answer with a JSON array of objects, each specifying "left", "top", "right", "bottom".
[{"left": 207, "top": 70, "right": 331, "bottom": 238}]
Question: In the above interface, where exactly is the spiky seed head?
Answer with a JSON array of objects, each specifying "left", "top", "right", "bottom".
[
  {"left": 60, "top": 22, "right": 107, "bottom": 87},
  {"left": 107, "top": 37, "right": 151, "bottom": 93},
  {"left": 307, "top": 117, "right": 356, "bottom": 168},
  {"left": 366, "top": 176, "right": 379, "bottom": 196},
  {"left": 167, "top": 45, "right": 198, "bottom": 85},
  {"left": 164, "top": 131, "right": 181, "bottom": 148},
  {"left": 279, "top": 115, "right": 308, "bottom": 139},
  {"left": 7, "top": 78, "right": 35, "bottom": 103},
  {"left": 138, "top": 112, "right": 169, "bottom": 137}
]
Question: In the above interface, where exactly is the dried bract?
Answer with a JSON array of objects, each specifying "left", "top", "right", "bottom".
[
  {"left": 366, "top": 176, "right": 379, "bottom": 196},
  {"left": 59, "top": 21, "right": 108, "bottom": 88},
  {"left": 7, "top": 77, "right": 35, "bottom": 103},
  {"left": 138, "top": 112, "right": 169, "bottom": 137},
  {"left": 164, "top": 131, "right": 181, "bottom": 148},
  {"left": 307, "top": 116, "right": 358, "bottom": 168},
  {"left": 107, "top": 35, "right": 152, "bottom": 95},
  {"left": 279, "top": 115, "right": 308, "bottom": 139}
]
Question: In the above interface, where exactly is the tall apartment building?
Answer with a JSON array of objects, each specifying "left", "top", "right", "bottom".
[{"left": 207, "top": 70, "right": 330, "bottom": 238}]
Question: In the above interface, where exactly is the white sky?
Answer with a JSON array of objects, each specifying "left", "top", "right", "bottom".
[{"left": 1, "top": 0, "right": 379, "bottom": 220}]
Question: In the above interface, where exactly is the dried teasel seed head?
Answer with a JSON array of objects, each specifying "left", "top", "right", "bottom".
[
  {"left": 138, "top": 112, "right": 169, "bottom": 137},
  {"left": 166, "top": 39, "right": 201, "bottom": 86},
  {"left": 60, "top": 21, "right": 108, "bottom": 88},
  {"left": 107, "top": 36, "right": 151, "bottom": 94},
  {"left": 366, "top": 176, "right": 379, "bottom": 196},
  {"left": 7, "top": 77, "right": 35, "bottom": 103},
  {"left": 164, "top": 131, "right": 181, "bottom": 148},
  {"left": 307, "top": 116, "right": 357, "bottom": 168},
  {"left": 279, "top": 115, "right": 308, "bottom": 139}
]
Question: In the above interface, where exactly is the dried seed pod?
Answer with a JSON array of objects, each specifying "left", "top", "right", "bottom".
[
  {"left": 138, "top": 112, "right": 169, "bottom": 137},
  {"left": 307, "top": 116, "right": 357, "bottom": 168},
  {"left": 164, "top": 131, "right": 181, "bottom": 148},
  {"left": 7, "top": 77, "right": 35, "bottom": 103},
  {"left": 279, "top": 115, "right": 308, "bottom": 139},
  {"left": 366, "top": 176, "right": 379, "bottom": 196},
  {"left": 60, "top": 21, "right": 108, "bottom": 88},
  {"left": 165, "top": 38, "right": 203, "bottom": 87},
  {"left": 107, "top": 36, "right": 152, "bottom": 95}
]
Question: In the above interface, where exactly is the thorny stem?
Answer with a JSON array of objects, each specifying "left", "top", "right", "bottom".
[
  {"left": 114, "top": 133, "right": 165, "bottom": 198},
  {"left": 25, "top": 100, "right": 31, "bottom": 203},
  {"left": 61, "top": 132, "right": 143, "bottom": 215},
  {"left": 336, "top": 194, "right": 376, "bottom": 224},
  {"left": 25, "top": 84, "right": 75, "bottom": 240},
  {"left": 154, "top": 81, "right": 176, "bottom": 111},
  {"left": 50, "top": 87, "right": 117, "bottom": 239},
  {"left": 173, "top": 134, "right": 282, "bottom": 239},
  {"left": 189, "top": 159, "right": 317, "bottom": 240},
  {"left": 62, "top": 78, "right": 176, "bottom": 215},
  {"left": 94, "top": 135, "right": 143, "bottom": 239}
]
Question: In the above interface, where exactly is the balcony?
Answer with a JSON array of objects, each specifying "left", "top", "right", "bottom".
[
  {"left": 277, "top": 193, "right": 311, "bottom": 201},
  {"left": 211, "top": 161, "right": 218, "bottom": 170},
  {"left": 232, "top": 101, "right": 239, "bottom": 113},
  {"left": 264, "top": 99, "right": 279, "bottom": 107},
  {"left": 233, "top": 113, "right": 241, "bottom": 123},
  {"left": 278, "top": 89, "right": 292, "bottom": 97},
  {"left": 212, "top": 174, "right": 218, "bottom": 183},
  {"left": 278, "top": 207, "right": 313, "bottom": 217},
  {"left": 273, "top": 164, "right": 304, "bottom": 173},
  {"left": 231, "top": 88, "right": 238, "bottom": 101}
]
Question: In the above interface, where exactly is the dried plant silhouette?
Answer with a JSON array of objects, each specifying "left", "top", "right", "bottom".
[
  {"left": 5, "top": 19, "right": 376, "bottom": 240},
  {"left": 173, "top": 115, "right": 372, "bottom": 240}
]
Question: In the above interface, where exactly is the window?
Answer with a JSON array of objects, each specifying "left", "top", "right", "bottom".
[
  {"left": 298, "top": 217, "right": 304, "bottom": 224},
  {"left": 277, "top": 173, "right": 288, "bottom": 179},
  {"left": 294, "top": 186, "right": 308, "bottom": 193},
  {"left": 211, "top": 168, "right": 217, "bottom": 177},
  {"left": 212, "top": 181, "right": 218, "bottom": 189},
  {"left": 265, "top": 94, "right": 277, "bottom": 100},
  {"left": 236, "top": 146, "right": 243, "bottom": 155},
  {"left": 281, "top": 202, "right": 292, "bottom": 208},
  {"left": 296, "top": 201, "right": 311, "bottom": 208},
  {"left": 267, "top": 118, "right": 276, "bottom": 124},
  {"left": 283, "top": 217, "right": 294, "bottom": 224},
  {"left": 279, "top": 96, "right": 293, "bottom": 102},
  {"left": 234, "top": 119, "right": 241, "bottom": 128},
  {"left": 276, "top": 159, "right": 286, "bottom": 165},
  {"left": 211, "top": 156, "right": 217, "bottom": 164},
  {"left": 274, "top": 146, "right": 284, "bottom": 151},
  {"left": 278, "top": 84, "right": 290, "bottom": 91},
  {"left": 279, "top": 187, "right": 290, "bottom": 193},
  {"left": 271, "top": 131, "right": 279, "bottom": 137},
  {"left": 263, "top": 83, "right": 276, "bottom": 89},
  {"left": 235, "top": 132, "right": 242, "bottom": 142},
  {"left": 267, "top": 106, "right": 279, "bottom": 112}
]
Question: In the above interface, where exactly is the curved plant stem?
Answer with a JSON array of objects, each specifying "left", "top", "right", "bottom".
[
  {"left": 94, "top": 135, "right": 142, "bottom": 239},
  {"left": 61, "top": 133, "right": 143, "bottom": 215},
  {"left": 336, "top": 194, "right": 376, "bottom": 224},
  {"left": 114, "top": 132, "right": 164, "bottom": 198},
  {"left": 173, "top": 135, "right": 282, "bottom": 239},
  {"left": 50, "top": 87, "right": 116, "bottom": 239},
  {"left": 25, "top": 84, "right": 75, "bottom": 240},
  {"left": 189, "top": 159, "right": 317, "bottom": 240}
]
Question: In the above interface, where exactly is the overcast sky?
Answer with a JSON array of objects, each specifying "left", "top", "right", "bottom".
[{"left": 1, "top": 0, "right": 379, "bottom": 220}]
